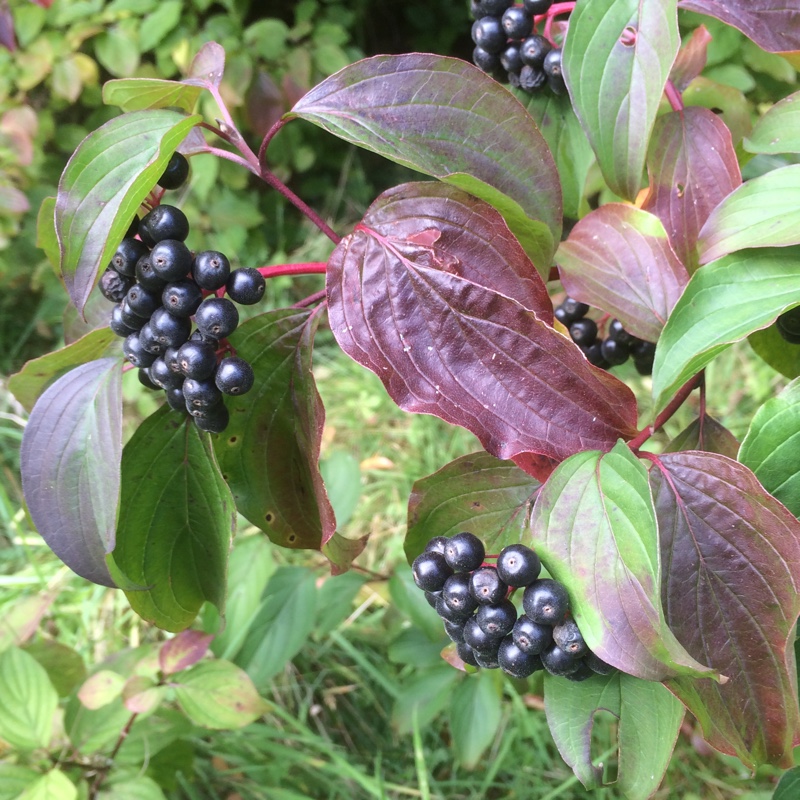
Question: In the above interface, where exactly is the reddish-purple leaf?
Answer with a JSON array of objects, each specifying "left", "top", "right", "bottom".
[
  {"left": 670, "top": 26, "right": 712, "bottom": 91},
  {"left": 0, "top": 5, "right": 16, "bottom": 52},
  {"left": 556, "top": 204, "right": 689, "bottom": 342},
  {"left": 664, "top": 414, "right": 740, "bottom": 459},
  {"left": 643, "top": 107, "right": 742, "bottom": 271},
  {"left": 328, "top": 183, "right": 638, "bottom": 467},
  {"left": 185, "top": 41, "right": 225, "bottom": 89},
  {"left": 649, "top": 452, "right": 800, "bottom": 767},
  {"left": 678, "top": 0, "right": 800, "bottom": 54},
  {"left": 159, "top": 630, "right": 214, "bottom": 676}
]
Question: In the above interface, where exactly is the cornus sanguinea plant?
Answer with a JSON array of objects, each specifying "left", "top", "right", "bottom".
[{"left": 12, "top": 5, "right": 800, "bottom": 793}]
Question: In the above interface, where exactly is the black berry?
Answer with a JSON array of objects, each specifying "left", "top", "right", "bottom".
[
  {"left": 138, "top": 322, "right": 165, "bottom": 356},
  {"left": 443, "top": 531, "right": 485, "bottom": 572},
  {"left": 99, "top": 268, "right": 133, "bottom": 303},
  {"left": 500, "top": 44, "right": 524, "bottom": 74},
  {"left": 470, "top": 566, "right": 508, "bottom": 605},
  {"left": 519, "top": 65, "right": 547, "bottom": 92},
  {"left": 541, "top": 643, "right": 582, "bottom": 676},
  {"left": 476, "top": 600, "right": 517, "bottom": 637},
  {"left": 412, "top": 551, "right": 453, "bottom": 592},
  {"left": 435, "top": 594, "right": 474, "bottom": 624},
  {"left": 463, "top": 616, "right": 502, "bottom": 655},
  {"left": 150, "top": 239, "right": 193, "bottom": 282},
  {"left": 501, "top": 6, "right": 533, "bottom": 39},
  {"left": 110, "top": 305, "right": 136, "bottom": 337},
  {"left": 523, "top": 0, "right": 553, "bottom": 13},
  {"left": 569, "top": 318, "right": 598, "bottom": 347},
  {"left": 183, "top": 377, "right": 223, "bottom": 411},
  {"left": 522, "top": 579, "right": 570, "bottom": 625},
  {"left": 139, "top": 204, "right": 190, "bottom": 245},
  {"left": 193, "top": 402, "right": 230, "bottom": 433},
  {"left": 137, "top": 367, "right": 160, "bottom": 391},
  {"left": 777, "top": 307, "right": 800, "bottom": 344},
  {"left": 226, "top": 268, "right": 266, "bottom": 305},
  {"left": 543, "top": 48, "right": 566, "bottom": 93},
  {"left": 195, "top": 297, "right": 239, "bottom": 340},
  {"left": 472, "top": 16, "right": 506, "bottom": 53},
  {"left": 478, "top": 0, "right": 513, "bottom": 15},
  {"left": 511, "top": 614, "right": 552, "bottom": 654},
  {"left": 111, "top": 238, "right": 149, "bottom": 278},
  {"left": 149, "top": 307, "right": 191, "bottom": 348},
  {"left": 555, "top": 297, "right": 589, "bottom": 325},
  {"left": 520, "top": 34, "right": 552, "bottom": 67},
  {"left": 162, "top": 280, "right": 203, "bottom": 317},
  {"left": 473, "top": 46, "right": 501, "bottom": 73},
  {"left": 424, "top": 536, "right": 450, "bottom": 555},
  {"left": 123, "top": 333, "right": 157, "bottom": 368},
  {"left": 496, "top": 544, "right": 541, "bottom": 587},
  {"left": 134, "top": 254, "right": 167, "bottom": 292},
  {"left": 457, "top": 642, "right": 479, "bottom": 667},
  {"left": 498, "top": 637, "right": 543, "bottom": 678},
  {"left": 442, "top": 573, "right": 480, "bottom": 616},
  {"left": 600, "top": 337, "right": 630, "bottom": 366},
  {"left": 125, "top": 283, "right": 161, "bottom": 319},
  {"left": 192, "top": 250, "right": 231, "bottom": 291},
  {"left": 177, "top": 340, "right": 218, "bottom": 381},
  {"left": 585, "top": 650, "right": 615, "bottom": 675},
  {"left": 608, "top": 318, "right": 634, "bottom": 345},
  {"left": 148, "top": 357, "right": 183, "bottom": 390},
  {"left": 215, "top": 357, "right": 255, "bottom": 396},
  {"left": 166, "top": 386, "right": 189, "bottom": 414},
  {"left": 158, "top": 152, "right": 190, "bottom": 190},
  {"left": 553, "top": 618, "right": 588, "bottom": 658}
]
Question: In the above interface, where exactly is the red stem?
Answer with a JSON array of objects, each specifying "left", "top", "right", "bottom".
[
  {"left": 539, "top": 1, "right": 575, "bottom": 42},
  {"left": 293, "top": 288, "right": 327, "bottom": 308},
  {"left": 664, "top": 79, "right": 684, "bottom": 113},
  {"left": 628, "top": 372, "right": 703, "bottom": 452},
  {"left": 258, "top": 117, "right": 289, "bottom": 171},
  {"left": 257, "top": 262, "right": 327, "bottom": 279}
]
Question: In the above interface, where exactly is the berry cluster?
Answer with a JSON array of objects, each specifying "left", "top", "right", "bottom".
[
  {"left": 777, "top": 307, "right": 800, "bottom": 344},
  {"left": 412, "top": 532, "right": 614, "bottom": 680},
  {"left": 100, "top": 153, "right": 266, "bottom": 433},
  {"left": 555, "top": 297, "right": 656, "bottom": 375},
  {"left": 470, "top": 0, "right": 566, "bottom": 95}
]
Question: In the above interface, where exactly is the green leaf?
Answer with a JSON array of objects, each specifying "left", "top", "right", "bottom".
[
  {"left": 234, "top": 566, "right": 318, "bottom": 688},
  {"left": 99, "top": 777, "right": 166, "bottom": 800},
  {"left": 138, "top": 1, "right": 182, "bottom": 52},
  {"left": 103, "top": 79, "right": 202, "bottom": 112},
  {"left": 94, "top": 27, "right": 140, "bottom": 77},
  {"left": 56, "top": 109, "right": 200, "bottom": 314},
  {"left": 64, "top": 693, "right": 132, "bottom": 755},
  {"left": 110, "top": 407, "right": 236, "bottom": 632},
  {"left": 389, "top": 566, "right": 446, "bottom": 644},
  {"left": 774, "top": 767, "right": 800, "bottom": 800},
  {"left": 17, "top": 770, "right": 77, "bottom": 800},
  {"left": 78, "top": 670, "right": 126, "bottom": 709},
  {"left": 173, "top": 659, "right": 267, "bottom": 729},
  {"left": 321, "top": 531, "right": 368, "bottom": 575},
  {"left": 320, "top": 451, "right": 361, "bottom": 529},
  {"left": 0, "top": 766, "right": 40, "bottom": 800},
  {"left": 20, "top": 359, "right": 122, "bottom": 587},
  {"left": 0, "top": 595, "right": 56, "bottom": 653},
  {"left": 36, "top": 196, "right": 59, "bottom": 271},
  {"left": 0, "top": 647, "right": 58, "bottom": 751},
  {"left": 739, "top": 378, "right": 800, "bottom": 518},
  {"left": 22, "top": 641, "right": 87, "bottom": 698},
  {"left": 682, "top": 76, "right": 751, "bottom": 146},
  {"left": 745, "top": 90, "right": 800, "bottom": 154},
  {"left": 290, "top": 53, "right": 562, "bottom": 271},
  {"left": 698, "top": 165, "right": 800, "bottom": 264},
  {"left": 213, "top": 310, "right": 335, "bottom": 550},
  {"left": 651, "top": 247, "right": 800, "bottom": 412},
  {"left": 544, "top": 671, "right": 684, "bottom": 798},
  {"left": 315, "top": 571, "right": 369, "bottom": 637},
  {"left": 392, "top": 667, "right": 460, "bottom": 735},
  {"left": 563, "top": 0, "right": 680, "bottom": 200},
  {"left": 749, "top": 325, "right": 800, "bottom": 380},
  {"left": 530, "top": 442, "right": 715, "bottom": 681},
  {"left": 9, "top": 328, "right": 118, "bottom": 413},
  {"left": 449, "top": 673, "right": 503, "bottom": 769}
]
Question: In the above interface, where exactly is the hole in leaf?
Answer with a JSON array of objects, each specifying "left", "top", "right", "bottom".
[
  {"left": 620, "top": 25, "right": 637, "bottom": 46},
  {"left": 228, "top": 436, "right": 238, "bottom": 445},
  {"left": 265, "top": 512, "right": 274, "bottom": 523},
  {"left": 288, "top": 533, "right": 297, "bottom": 543},
  {"left": 676, "top": 183, "right": 685, "bottom": 197}
]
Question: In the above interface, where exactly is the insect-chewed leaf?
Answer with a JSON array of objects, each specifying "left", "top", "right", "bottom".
[
  {"left": 290, "top": 53, "right": 561, "bottom": 271},
  {"left": 405, "top": 451, "right": 539, "bottom": 563},
  {"left": 556, "top": 204, "right": 688, "bottom": 342},
  {"left": 652, "top": 246, "right": 800, "bottom": 412},
  {"left": 643, "top": 107, "right": 741, "bottom": 271},
  {"left": 544, "top": 671, "right": 684, "bottom": 797},
  {"left": 20, "top": 359, "right": 122, "bottom": 588},
  {"left": 650, "top": 452, "right": 800, "bottom": 767},
  {"left": 745, "top": 89, "right": 800, "bottom": 154},
  {"left": 679, "top": 0, "right": 800, "bottom": 54},
  {"left": 213, "top": 309, "right": 336, "bottom": 551},
  {"left": 530, "top": 442, "right": 715, "bottom": 681},
  {"left": 697, "top": 165, "right": 800, "bottom": 264},
  {"left": 328, "top": 182, "right": 638, "bottom": 467},
  {"left": 739, "top": 378, "right": 800, "bottom": 518},
  {"left": 563, "top": 0, "right": 680, "bottom": 201},
  {"left": 110, "top": 406, "right": 236, "bottom": 632},
  {"left": 56, "top": 109, "right": 201, "bottom": 315}
]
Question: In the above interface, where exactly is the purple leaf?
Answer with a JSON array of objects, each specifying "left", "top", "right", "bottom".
[
  {"left": 643, "top": 107, "right": 741, "bottom": 271},
  {"left": 327, "top": 182, "right": 638, "bottom": 467},
  {"left": 650, "top": 452, "right": 800, "bottom": 767},
  {"left": 159, "top": 630, "right": 214, "bottom": 675},
  {"left": 556, "top": 204, "right": 689, "bottom": 342},
  {"left": 185, "top": 41, "right": 225, "bottom": 89},
  {"left": 664, "top": 414, "right": 740, "bottom": 459},
  {"left": 678, "top": 0, "right": 800, "bottom": 53},
  {"left": 670, "top": 25, "right": 712, "bottom": 91},
  {"left": 20, "top": 359, "right": 122, "bottom": 587}
]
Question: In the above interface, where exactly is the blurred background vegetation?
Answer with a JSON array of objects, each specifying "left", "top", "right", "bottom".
[{"left": 0, "top": 0, "right": 797, "bottom": 797}]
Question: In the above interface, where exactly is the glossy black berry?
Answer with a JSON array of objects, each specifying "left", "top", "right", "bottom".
[
  {"left": 478, "top": 0, "right": 513, "bottom": 15},
  {"left": 111, "top": 238, "right": 149, "bottom": 278},
  {"left": 569, "top": 318, "right": 598, "bottom": 347},
  {"left": 162, "top": 280, "right": 203, "bottom": 317},
  {"left": 190, "top": 329, "right": 220, "bottom": 348},
  {"left": 541, "top": 643, "right": 582, "bottom": 676},
  {"left": 511, "top": 614, "right": 553, "bottom": 655},
  {"left": 137, "top": 367, "right": 160, "bottom": 391},
  {"left": 522, "top": 579, "right": 570, "bottom": 625},
  {"left": 777, "top": 307, "right": 800, "bottom": 344},
  {"left": 498, "top": 637, "right": 543, "bottom": 678},
  {"left": 555, "top": 297, "right": 589, "bottom": 325},
  {"left": 119, "top": 300, "right": 147, "bottom": 330},
  {"left": 500, "top": 44, "right": 524, "bottom": 74},
  {"left": 163, "top": 346, "right": 182, "bottom": 376},
  {"left": 435, "top": 593, "right": 474, "bottom": 624},
  {"left": 471, "top": 16, "right": 506, "bottom": 53},
  {"left": 564, "top": 661, "right": 595, "bottom": 682},
  {"left": 496, "top": 544, "right": 541, "bottom": 587},
  {"left": 109, "top": 305, "right": 136, "bottom": 337},
  {"left": 193, "top": 402, "right": 230, "bottom": 433},
  {"left": 473, "top": 46, "right": 501, "bottom": 73},
  {"left": 424, "top": 590, "right": 441, "bottom": 609},
  {"left": 632, "top": 340, "right": 656, "bottom": 375},
  {"left": 149, "top": 307, "right": 191, "bottom": 348},
  {"left": 148, "top": 357, "right": 183, "bottom": 390},
  {"left": 470, "top": 566, "right": 508, "bottom": 605},
  {"left": 226, "top": 268, "right": 266, "bottom": 305},
  {"left": 134, "top": 254, "right": 167, "bottom": 292},
  {"left": 412, "top": 551, "right": 453, "bottom": 592},
  {"left": 424, "top": 536, "right": 450, "bottom": 555},
  {"left": 543, "top": 48, "right": 566, "bottom": 93},
  {"left": 158, "top": 152, "right": 190, "bottom": 190},
  {"left": 192, "top": 250, "right": 231, "bottom": 291},
  {"left": 125, "top": 283, "right": 161, "bottom": 319},
  {"left": 523, "top": 0, "right": 553, "bottom": 13},
  {"left": 519, "top": 65, "right": 547, "bottom": 92},
  {"left": 474, "top": 651, "right": 500, "bottom": 669},
  {"left": 520, "top": 34, "right": 552, "bottom": 67},
  {"left": 442, "top": 573, "right": 480, "bottom": 616},
  {"left": 99, "top": 268, "right": 134, "bottom": 303},
  {"left": 585, "top": 650, "right": 615, "bottom": 675},
  {"left": 553, "top": 618, "right": 588, "bottom": 658},
  {"left": 608, "top": 318, "right": 634, "bottom": 345},
  {"left": 444, "top": 531, "right": 485, "bottom": 572},
  {"left": 177, "top": 340, "right": 218, "bottom": 381},
  {"left": 476, "top": 600, "right": 517, "bottom": 637},
  {"left": 150, "top": 239, "right": 193, "bottom": 282},
  {"left": 166, "top": 386, "right": 189, "bottom": 414},
  {"left": 195, "top": 297, "right": 239, "bottom": 340},
  {"left": 139, "top": 204, "right": 190, "bottom": 246},
  {"left": 600, "top": 336, "right": 630, "bottom": 366},
  {"left": 183, "top": 377, "right": 223, "bottom": 411},
  {"left": 502, "top": 6, "right": 533, "bottom": 39},
  {"left": 215, "top": 357, "right": 255, "bottom": 396},
  {"left": 444, "top": 619, "right": 467, "bottom": 644},
  {"left": 123, "top": 333, "right": 157, "bottom": 368},
  {"left": 138, "top": 322, "right": 165, "bottom": 356},
  {"left": 582, "top": 340, "right": 609, "bottom": 368},
  {"left": 457, "top": 642, "right": 479, "bottom": 667},
  {"left": 463, "top": 616, "right": 502, "bottom": 656}
]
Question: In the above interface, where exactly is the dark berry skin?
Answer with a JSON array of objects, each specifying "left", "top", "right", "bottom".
[
  {"left": 139, "top": 204, "right": 190, "bottom": 245},
  {"left": 553, "top": 618, "right": 588, "bottom": 658},
  {"left": 111, "top": 238, "right": 149, "bottom": 277},
  {"left": 512, "top": 614, "right": 553, "bottom": 655},
  {"left": 569, "top": 318, "right": 598, "bottom": 347},
  {"left": 444, "top": 619, "right": 467, "bottom": 644},
  {"left": 226, "top": 268, "right": 266, "bottom": 305},
  {"left": 192, "top": 250, "right": 231, "bottom": 291},
  {"left": 135, "top": 254, "right": 167, "bottom": 292},
  {"left": 463, "top": 616, "right": 503, "bottom": 656},
  {"left": 166, "top": 386, "right": 189, "bottom": 414},
  {"left": 183, "top": 377, "right": 223, "bottom": 410},
  {"left": 123, "top": 332, "right": 157, "bottom": 368},
  {"left": 501, "top": 6, "right": 533, "bottom": 39},
  {"left": 193, "top": 402, "right": 230, "bottom": 433},
  {"left": 442, "top": 573, "right": 480, "bottom": 616},
  {"left": 522, "top": 579, "right": 570, "bottom": 625},
  {"left": 474, "top": 651, "right": 500, "bottom": 669},
  {"left": 150, "top": 239, "right": 193, "bottom": 282},
  {"left": 110, "top": 305, "right": 136, "bottom": 337},
  {"left": 585, "top": 650, "right": 615, "bottom": 675},
  {"left": 564, "top": 661, "right": 595, "bottom": 682},
  {"left": 470, "top": 566, "right": 508, "bottom": 605},
  {"left": 777, "top": 307, "right": 800, "bottom": 344},
  {"left": 473, "top": 46, "right": 501, "bottom": 73},
  {"left": 471, "top": 16, "right": 506, "bottom": 53},
  {"left": 542, "top": 644, "right": 582, "bottom": 676},
  {"left": 195, "top": 297, "right": 239, "bottom": 340},
  {"left": 424, "top": 536, "right": 450, "bottom": 555},
  {"left": 478, "top": 0, "right": 513, "bottom": 15},
  {"left": 149, "top": 307, "right": 191, "bottom": 348},
  {"left": 496, "top": 544, "right": 541, "bottom": 587},
  {"left": 543, "top": 48, "right": 566, "bottom": 93},
  {"left": 555, "top": 297, "right": 589, "bottom": 325},
  {"left": 457, "top": 642, "right": 479, "bottom": 667},
  {"left": 582, "top": 340, "right": 610, "bottom": 368},
  {"left": 498, "top": 637, "right": 543, "bottom": 678},
  {"left": 148, "top": 357, "right": 184, "bottom": 390},
  {"left": 138, "top": 367, "right": 160, "bottom": 391},
  {"left": 125, "top": 283, "right": 161, "bottom": 319},
  {"left": 119, "top": 300, "right": 147, "bottom": 330},
  {"left": 519, "top": 65, "right": 547, "bottom": 92},
  {"left": 500, "top": 44, "right": 524, "bottom": 74},
  {"left": 424, "top": 590, "right": 441, "bottom": 609},
  {"left": 632, "top": 340, "right": 656, "bottom": 375},
  {"left": 524, "top": 0, "right": 553, "bottom": 14},
  {"left": 162, "top": 280, "right": 203, "bottom": 317},
  {"left": 177, "top": 340, "right": 218, "bottom": 381},
  {"left": 476, "top": 600, "right": 517, "bottom": 637},
  {"left": 215, "top": 357, "right": 255, "bottom": 396},
  {"left": 411, "top": 551, "right": 453, "bottom": 592},
  {"left": 138, "top": 322, "right": 166, "bottom": 356},
  {"left": 608, "top": 318, "right": 634, "bottom": 345},
  {"left": 444, "top": 531, "right": 485, "bottom": 572},
  {"left": 164, "top": 346, "right": 182, "bottom": 376},
  {"left": 99, "top": 268, "right": 134, "bottom": 303},
  {"left": 435, "top": 594, "right": 474, "bottom": 624},
  {"left": 520, "top": 34, "right": 552, "bottom": 67},
  {"left": 158, "top": 152, "right": 190, "bottom": 190},
  {"left": 600, "top": 337, "right": 630, "bottom": 366}
]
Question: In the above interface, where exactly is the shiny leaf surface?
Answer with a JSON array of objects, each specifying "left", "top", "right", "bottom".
[{"left": 744, "top": 89, "right": 800, "bottom": 154}]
